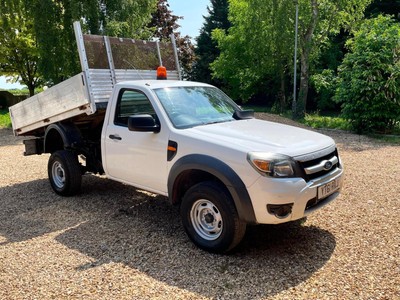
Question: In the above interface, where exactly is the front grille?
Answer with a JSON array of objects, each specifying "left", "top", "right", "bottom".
[{"left": 297, "top": 149, "right": 340, "bottom": 182}]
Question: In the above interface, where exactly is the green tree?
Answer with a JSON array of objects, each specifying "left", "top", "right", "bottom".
[
  {"left": 308, "top": 29, "right": 352, "bottom": 112},
  {"left": 148, "top": 0, "right": 181, "bottom": 40},
  {"left": 211, "top": 0, "right": 294, "bottom": 108},
  {"left": 335, "top": 15, "right": 400, "bottom": 133},
  {"left": 0, "top": 0, "right": 43, "bottom": 96},
  {"left": 192, "top": 0, "right": 231, "bottom": 86},
  {"left": 147, "top": 0, "right": 195, "bottom": 79},
  {"left": 365, "top": 0, "right": 400, "bottom": 20},
  {"left": 211, "top": 0, "right": 371, "bottom": 115},
  {"left": 295, "top": 0, "right": 371, "bottom": 118},
  {"left": 309, "top": 0, "right": 399, "bottom": 112},
  {"left": 29, "top": 0, "right": 80, "bottom": 84},
  {"left": 28, "top": 0, "right": 157, "bottom": 84},
  {"left": 175, "top": 33, "right": 196, "bottom": 79},
  {"left": 100, "top": 0, "right": 157, "bottom": 38}
]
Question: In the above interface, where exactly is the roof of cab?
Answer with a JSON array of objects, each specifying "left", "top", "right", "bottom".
[{"left": 115, "top": 80, "right": 213, "bottom": 90}]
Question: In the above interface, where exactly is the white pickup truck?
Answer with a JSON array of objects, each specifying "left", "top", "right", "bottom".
[{"left": 9, "top": 22, "right": 343, "bottom": 253}]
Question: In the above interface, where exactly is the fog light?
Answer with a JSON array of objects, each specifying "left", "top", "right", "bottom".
[{"left": 267, "top": 203, "right": 293, "bottom": 218}]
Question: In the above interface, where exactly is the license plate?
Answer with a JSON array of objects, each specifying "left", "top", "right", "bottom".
[{"left": 318, "top": 177, "right": 341, "bottom": 199}]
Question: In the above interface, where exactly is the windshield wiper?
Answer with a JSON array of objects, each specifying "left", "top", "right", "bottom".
[{"left": 201, "top": 119, "right": 234, "bottom": 126}]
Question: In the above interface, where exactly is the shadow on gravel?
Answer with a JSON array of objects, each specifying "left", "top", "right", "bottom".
[
  {"left": 0, "top": 178, "right": 93, "bottom": 245},
  {"left": 0, "top": 128, "right": 23, "bottom": 146},
  {"left": 0, "top": 174, "right": 336, "bottom": 299}
]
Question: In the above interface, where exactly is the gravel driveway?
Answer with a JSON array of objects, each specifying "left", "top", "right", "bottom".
[{"left": 0, "top": 114, "right": 399, "bottom": 300}]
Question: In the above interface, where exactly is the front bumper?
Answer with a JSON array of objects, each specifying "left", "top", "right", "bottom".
[{"left": 247, "top": 166, "right": 344, "bottom": 224}]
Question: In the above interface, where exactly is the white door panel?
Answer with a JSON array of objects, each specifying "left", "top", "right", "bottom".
[
  {"left": 105, "top": 125, "right": 168, "bottom": 192},
  {"left": 103, "top": 89, "right": 169, "bottom": 193}
]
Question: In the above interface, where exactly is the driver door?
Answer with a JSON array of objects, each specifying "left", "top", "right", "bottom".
[{"left": 104, "top": 88, "right": 168, "bottom": 194}]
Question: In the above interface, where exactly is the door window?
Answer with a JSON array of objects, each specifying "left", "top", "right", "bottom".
[{"left": 114, "top": 89, "right": 156, "bottom": 126}]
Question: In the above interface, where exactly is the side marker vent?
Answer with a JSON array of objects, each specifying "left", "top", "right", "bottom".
[{"left": 167, "top": 140, "right": 178, "bottom": 161}]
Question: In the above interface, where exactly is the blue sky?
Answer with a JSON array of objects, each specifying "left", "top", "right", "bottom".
[
  {"left": 0, "top": 0, "right": 210, "bottom": 90},
  {"left": 168, "top": 0, "right": 209, "bottom": 38},
  {"left": 0, "top": 77, "right": 22, "bottom": 90}
]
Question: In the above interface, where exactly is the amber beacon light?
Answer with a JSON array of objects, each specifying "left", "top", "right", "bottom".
[{"left": 157, "top": 66, "right": 167, "bottom": 80}]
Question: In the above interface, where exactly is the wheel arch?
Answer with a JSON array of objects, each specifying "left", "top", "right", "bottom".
[
  {"left": 168, "top": 154, "right": 257, "bottom": 224},
  {"left": 44, "top": 122, "right": 82, "bottom": 154}
]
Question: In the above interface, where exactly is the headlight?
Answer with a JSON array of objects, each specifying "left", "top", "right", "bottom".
[{"left": 247, "top": 152, "right": 296, "bottom": 178}]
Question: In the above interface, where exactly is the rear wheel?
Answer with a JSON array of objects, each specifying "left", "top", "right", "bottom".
[
  {"left": 48, "top": 150, "right": 82, "bottom": 196},
  {"left": 180, "top": 181, "right": 246, "bottom": 253}
]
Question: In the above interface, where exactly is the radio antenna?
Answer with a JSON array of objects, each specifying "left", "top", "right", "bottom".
[{"left": 122, "top": 59, "right": 144, "bottom": 80}]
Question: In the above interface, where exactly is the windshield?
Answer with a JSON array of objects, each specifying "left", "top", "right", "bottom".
[{"left": 154, "top": 86, "right": 241, "bottom": 129}]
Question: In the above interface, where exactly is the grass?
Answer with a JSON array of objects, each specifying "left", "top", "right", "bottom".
[
  {"left": 2, "top": 88, "right": 30, "bottom": 96},
  {"left": 302, "top": 113, "right": 400, "bottom": 144},
  {"left": 0, "top": 109, "right": 12, "bottom": 128},
  {"left": 302, "top": 113, "right": 352, "bottom": 131},
  {"left": 244, "top": 105, "right": 351, "bottom": 130},
  {"left": 368, "top": 133, "right": 400, "bottom": 144}
]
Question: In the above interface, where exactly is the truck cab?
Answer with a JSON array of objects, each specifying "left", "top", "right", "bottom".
[{"left": 97, "top": 79, "right": 343, "bottom": 252}]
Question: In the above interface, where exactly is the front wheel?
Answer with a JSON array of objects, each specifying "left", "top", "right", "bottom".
[
  {"left": 48, "top": 150, "right": 82, "bottom": 196},
  {"left": 180, "top": 181, "right": 246, "bottom": 253}
]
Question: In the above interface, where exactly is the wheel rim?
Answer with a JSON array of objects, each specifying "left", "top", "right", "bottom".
[
  {"left": 52, "top": 161, "right": 66, "bottom": 189},
  {"left": 190, "top": 199, "right": 223, "bottom": 241}
]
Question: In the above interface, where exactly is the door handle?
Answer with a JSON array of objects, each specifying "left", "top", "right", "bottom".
[{"left": 109, "top": 134, "right": 122, "bottom": 140}]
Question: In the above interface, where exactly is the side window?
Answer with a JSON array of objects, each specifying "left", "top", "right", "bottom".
[{"left": 114, "top": 89, "right": 156, "bottom": 127}]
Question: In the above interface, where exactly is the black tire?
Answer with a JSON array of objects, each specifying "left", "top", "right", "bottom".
[
  {"left": 48, "top": 150, "right": 82, "bottom": 196},
  {"left": 180, "top": 181, "right": 246, "bottom": 253}
]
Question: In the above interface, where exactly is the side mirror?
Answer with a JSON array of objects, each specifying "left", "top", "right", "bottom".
[
  {"left": 233, "top": 109, "right": 254, "bottom": 120},
  {"left": 128, "top": 114, "right": 160, "bottom": 133}
]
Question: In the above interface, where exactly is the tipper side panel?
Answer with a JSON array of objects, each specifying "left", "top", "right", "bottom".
[{"left": 9, "top": 74, "right": 92, "bottom": 136}]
